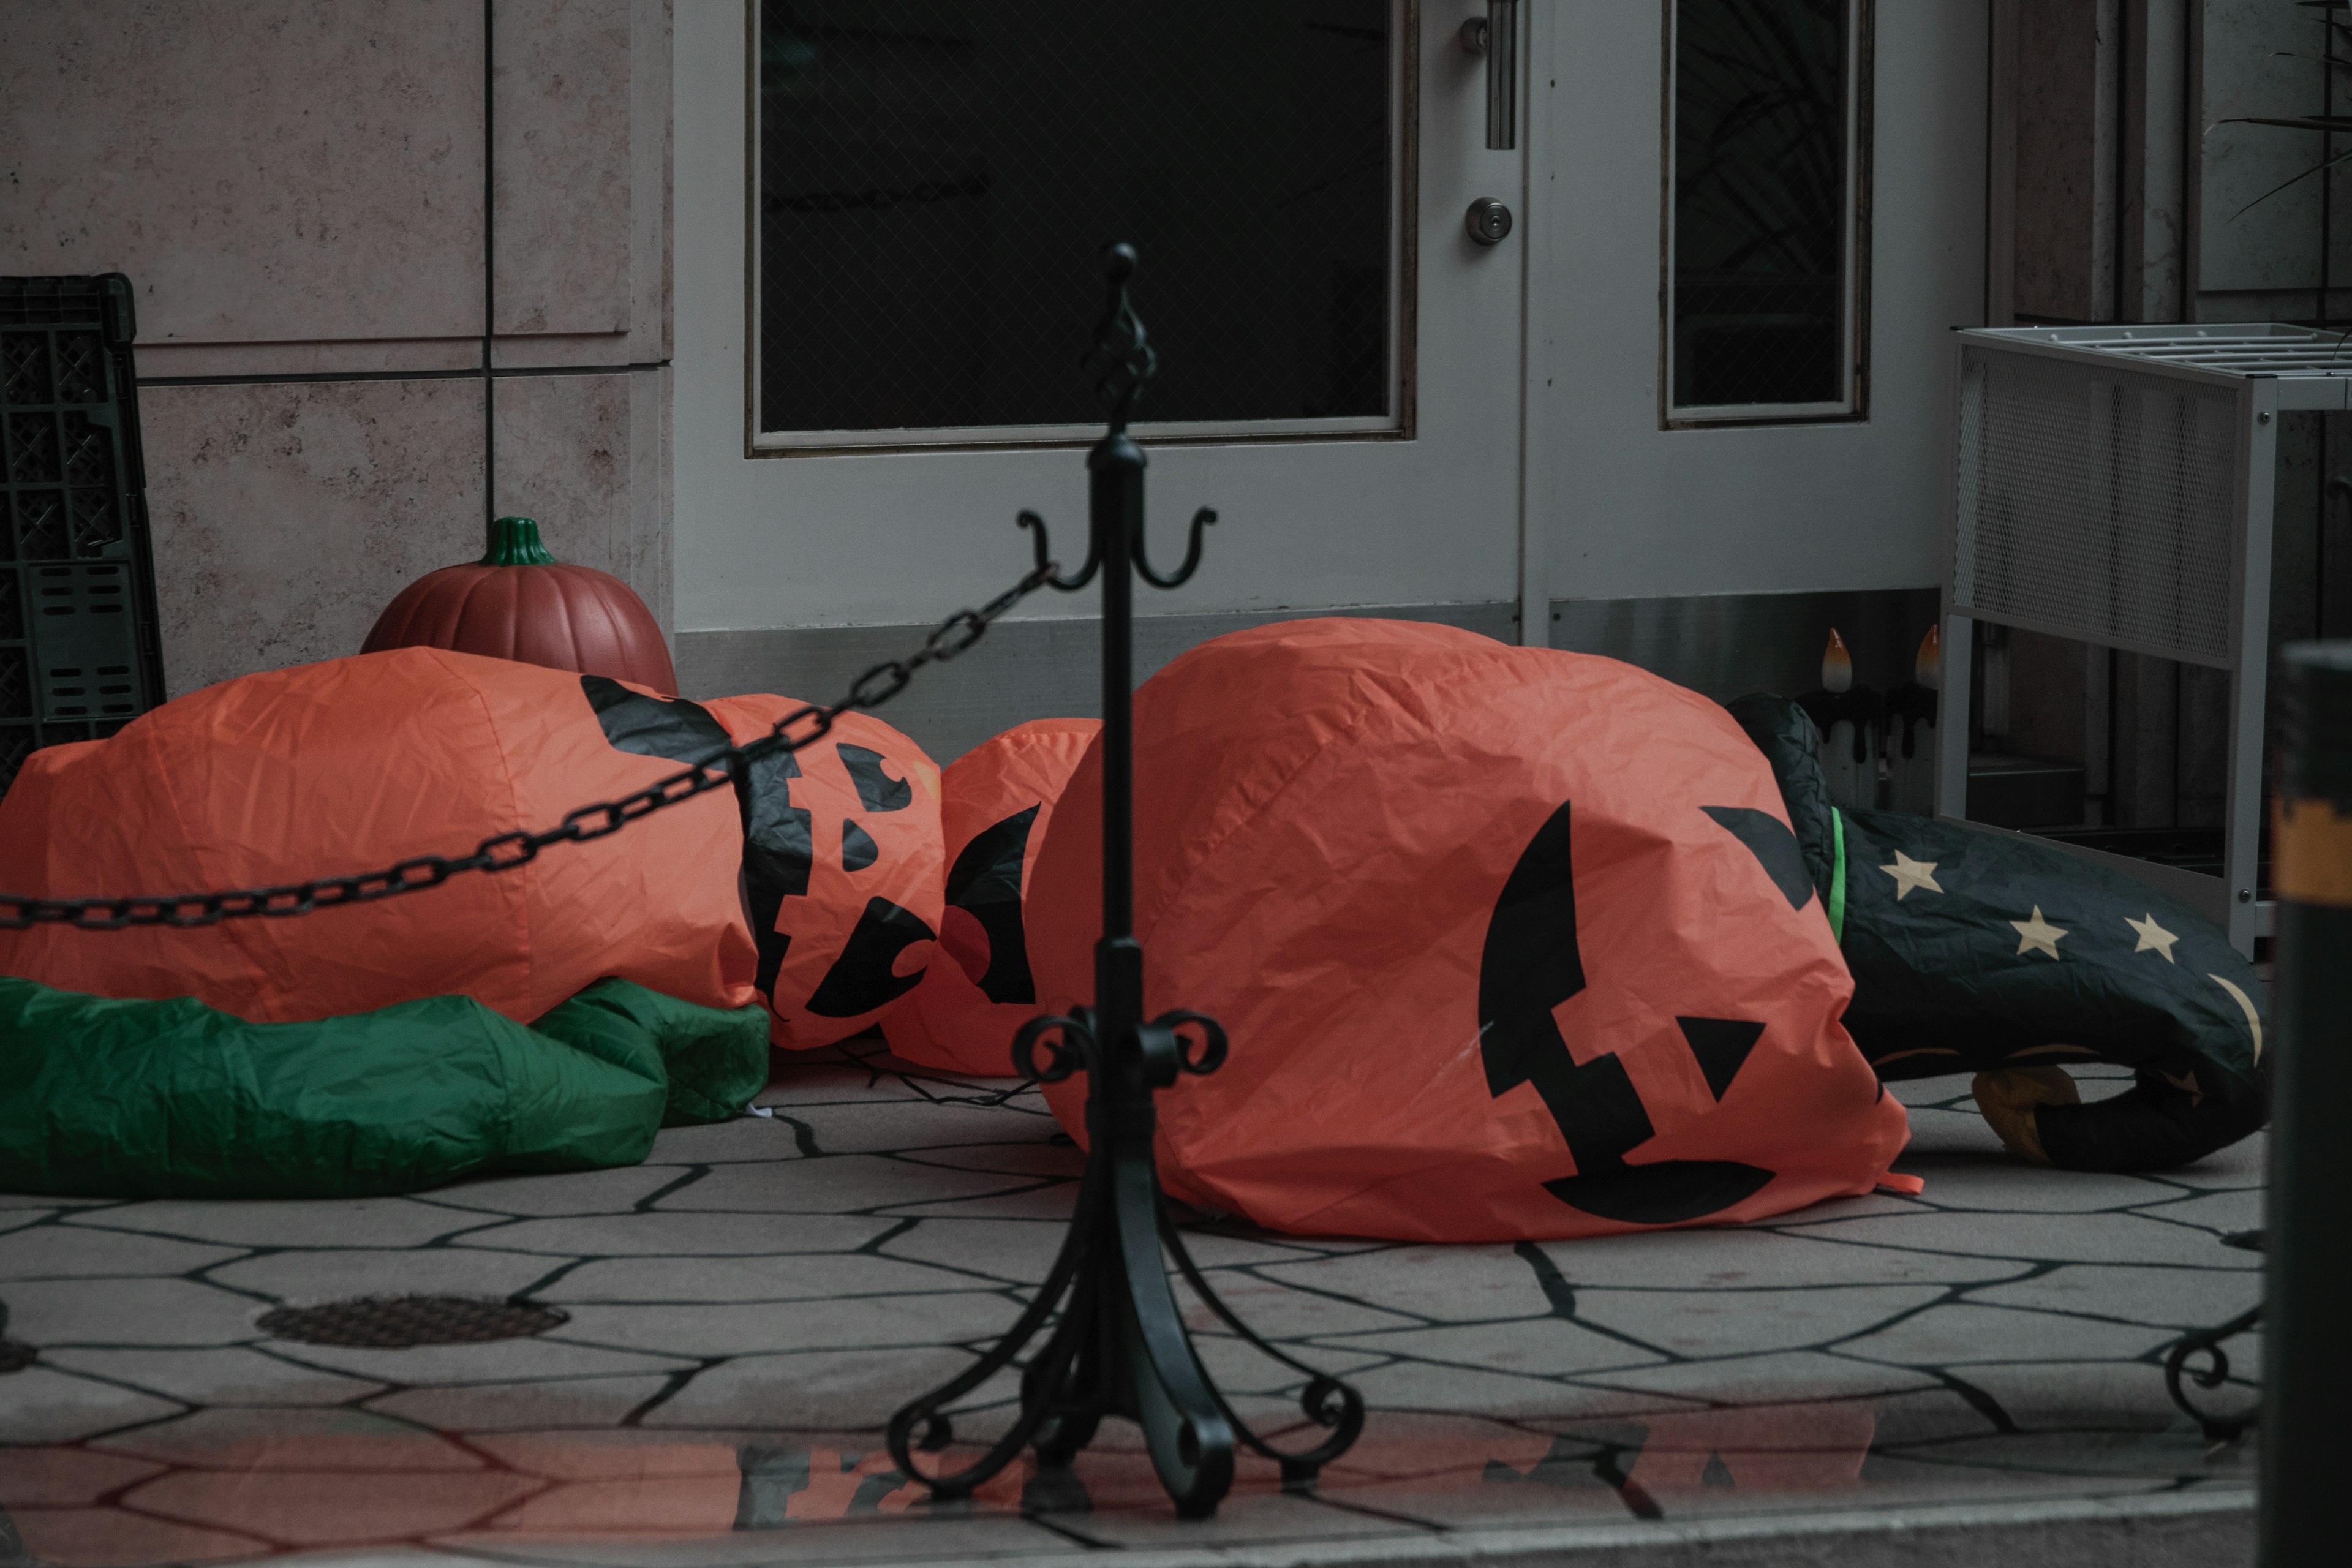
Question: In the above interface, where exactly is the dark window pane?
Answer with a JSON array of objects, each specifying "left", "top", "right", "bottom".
[
  {"left": 1672, "top": 0, "right": 1852, "bottom": 410},
  {"left": 757, "top": 1, "right": 1394, "bottom": 435}
]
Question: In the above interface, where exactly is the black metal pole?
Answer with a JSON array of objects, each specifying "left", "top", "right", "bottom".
[
  {"left": 886, "top": 244, "right": 1362, "bottom": 1519},
  {"left": 2262, "top": 642, "right": 2352, "bottom": 1567}
]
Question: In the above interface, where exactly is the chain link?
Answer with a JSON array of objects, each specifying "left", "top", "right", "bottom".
[{"left": 0, "top": 565, "right": 1060, "bottom": 933}]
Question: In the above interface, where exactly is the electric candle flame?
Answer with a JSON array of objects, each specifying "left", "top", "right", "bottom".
[
  {"left": 1915, "top": 625, "right": 1941, "bottom": 691},
  {"left": 1822, "top": 629, "right": 1853, "bottom": 695}
]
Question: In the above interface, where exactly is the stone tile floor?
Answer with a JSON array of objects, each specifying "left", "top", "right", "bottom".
[{"left": 0, "top": 1048, "right": 2264, "bottom": 1567}]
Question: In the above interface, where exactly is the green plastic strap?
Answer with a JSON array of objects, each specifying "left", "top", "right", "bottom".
[{"left": 1827, "top": 806, "right": 1848, "bottom": 943}]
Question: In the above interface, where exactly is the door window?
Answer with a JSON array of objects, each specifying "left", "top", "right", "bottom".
[
  {"left": 1664, "top": 0, "right": 1871, "bottom": 426},
  {"left": 752, "top": 1, "right": 1409, "bottom": 452}
]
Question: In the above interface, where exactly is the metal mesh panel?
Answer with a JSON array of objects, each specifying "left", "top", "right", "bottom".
[{"left": 1953, "top": 344, "right": 2241, "bottom": 665}]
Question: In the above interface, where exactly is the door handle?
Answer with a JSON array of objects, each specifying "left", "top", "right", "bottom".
[{"left": 1458, "top": 0, "right": 1519, "bottom": 151}]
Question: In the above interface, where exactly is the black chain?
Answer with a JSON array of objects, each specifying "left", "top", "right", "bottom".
[{"left": 1, "top": 566, "right": 1059, "bottom": 933}]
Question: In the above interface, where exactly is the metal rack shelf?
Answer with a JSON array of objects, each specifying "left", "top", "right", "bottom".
[{"left": 1937, "top": 323, "right": 2343, "bottom": 954}]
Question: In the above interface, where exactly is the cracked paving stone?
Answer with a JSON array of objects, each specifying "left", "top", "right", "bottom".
[
  {"left": 875, "top": 1218, "right": 1072, "bottom": 1284},
  {"left": 760, "top": 1099, "right": 1054, "bottom": 1155},
  {"left": 1, "top": 1277, "right": 266, "bottom": 1348},
  {"left": 447, "top": 1212, "right": 895, "bottom": 1256},
  {"left": 38, "top": 1346, "right": 386, "bottom": 1408},
  {"left": 1944, "top": 1358, "right": 2257, "bottom": 1427},
  {"left": 0, "top": 1366, "right": 186, "bottom": 1446},
  {"left": 92, "top": 1406, "right": 488, "bottom": 1468},
  {"left": 655, "top": 1155, "right": 1040, "bottom": 1213},
  {"left": 123, "top": 1465, "right": 543, "bottom": 1547},
  {"left": 1779, "top": 1210, "right": 2265, "bottom": 1267},
  {"left": 1172, "top": 1275, "right": 1419, "bottom": 1339},
  {"left": 1890, "top": 1161, "right": 2183, "bottom": 1213},
  {"left": 635, "top": 1345, "right": 983, "bottom": 1430},
  {"left": 1308, "top": 1316, "right": 1661, "bottom": 1379},
  {"left": 0, "top": 1225, "right": 246, "bottom": 1280},
  {"left": 424, "top": 1165, "right": 698, "bottom": 1216},
  {"left": 5, "top": 1506, "right": 265, "bottom": 1566},
  {"left": 537, "top": 1252, "right": 992, "bottom": 1305},
  {"left": 207, "top": 1246, "right": 560, "bottom": 1303},
  {"left": 1964, "top": 1264, "right": 2264, "bottom": 1327},
  {"left": 641, "top": 1118, "right": 820, "bottom": 1164},
  {"left": 366, "top": 1373, "right": 680, "bottom": 1433},
  {"left": 554, "top": 1291, "right": 1027, "bottom": 1359},
  {"left": 1526, "top": 1230, "right": 2030, "bottom": 1290},
  {"left": 1571, "top": 1284, "right": 1948, "bottom": 1359},
  {"left": 1341, "top": 1359, "right": 1703, "bottom": 1420},
  {"left": 1186, "top": 1330, "right": 1387, "bottom": 1395},
  {"left": 1249, "top": 1245, "right": 1553, "bottom": 1322},
  {"left": 1574, "top": 1349, "right": 1944, "bottom": 1403},
  {"left": 64, "top": 1197, "right": 499, "bottom": 1250},
  {"left": 262, "top": 1336, "right": 694, "bottom": 1385},
  {"left": 2127, "top": 1187, "right": 2264, "bottom": 1236},
  {"left": 1836, "top": 1302, "right": 2180, "bottom": 1366},
  {"left": 0, "top": 1444, "right": 167, "bottom": 1506}
]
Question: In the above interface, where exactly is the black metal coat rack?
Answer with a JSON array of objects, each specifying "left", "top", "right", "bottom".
[{"left": 885, "top": 245, "right": 1364, "bottom": 1518}]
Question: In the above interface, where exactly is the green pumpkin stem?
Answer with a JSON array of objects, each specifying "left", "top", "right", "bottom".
[{"left": 481, "top": 515, "right": 558, "bottom": 567}]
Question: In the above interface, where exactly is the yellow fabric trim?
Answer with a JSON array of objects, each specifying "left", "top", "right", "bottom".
[
  {"left": 2276, "top": 797, "right": 2352, "bottom": 907},
  {"left": 1971, "top": 1067, "right": 2081, "bottom": 1167}
]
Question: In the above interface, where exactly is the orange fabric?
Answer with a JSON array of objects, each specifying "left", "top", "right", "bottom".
[
  {"left": 0, "top": 652, "right": 948, "bottom": 1042},
  {"left": 884, "top": 718, "right": 1101, "bottom": 1074},
  {"left": 0, "top": 648, "right": 754, "bottom": 1023},
  {"left": 1026, "top": 619, "right": 1909, "bottom": 1243},
  {"left": 705, "top": 696, "right": 943, "bottom": 1049}
]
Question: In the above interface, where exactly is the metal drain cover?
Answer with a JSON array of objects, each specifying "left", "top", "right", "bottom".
[
  {"left": 258, "top": 1295, "right": 568, "bottom": 1349},
  {"left": 0, "top": 1340, "right": 35, "bottom": 1374}
]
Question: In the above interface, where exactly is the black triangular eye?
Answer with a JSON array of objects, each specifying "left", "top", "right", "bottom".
[
  {"left": 805, "top": 897, "right": 935, "bottom": 1017},
  {"left": 1701, "top": 806, "right": 1814, "bottom": 910},
  {"left": 837, "top": 744, "right": 912, "bottom": 812},
  {"left": 944, "top": 805, "right": 1040, "bottom": 1005},
  {"left": 581, "top": 676, "right": 731, "bottom": 760},
  {"left": 842, "top": 820, "right": 878, "bottom": 872},
  {"left": 1678, "top": 1016, "right": 1764, "bottom": 1101}
]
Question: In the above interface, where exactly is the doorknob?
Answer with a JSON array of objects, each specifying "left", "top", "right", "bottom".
[
  {"left": 1464, "top": 197, "right": 1514, "bottom": 246},
  {"left": 1457, "top": 1, "right": 1519, "bottom": 151}
]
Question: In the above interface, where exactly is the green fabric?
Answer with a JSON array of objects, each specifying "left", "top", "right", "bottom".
[
  {"left": 0, "top": 977, "right": 767, "bottom": 1199},
  {"left": 1826, "top": 806, "right": 1848, "bottom": 943}
]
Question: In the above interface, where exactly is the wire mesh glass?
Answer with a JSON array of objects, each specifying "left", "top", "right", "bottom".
[
  {"left": 755, "top": 0, "right": 1398, "bottom": 438},
  {"left": 1668, "top": 0, "right": 1861, "bottom": 417}
]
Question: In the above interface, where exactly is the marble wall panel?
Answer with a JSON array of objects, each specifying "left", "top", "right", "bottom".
[
  {"left": 491, "top": 369, "right": 671, "bottom": 630},
  {"left": 492, "top": 0, "right": 672, "bottom": 366},
  {"left": 141, "top": 379, "right": 486, "bottom": 696},
  {"left": 1, "top": 2, "right": 485, "bottom": 359}
]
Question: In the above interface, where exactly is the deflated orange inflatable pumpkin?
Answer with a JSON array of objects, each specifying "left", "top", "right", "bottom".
[
  {"left": 703, "top": 694, "right": 943, "bottom": 1049},
  {"left": 0, "top": 649, "right": 941, "bottom": 1047},
  {"left": 1026, "top": 619, "right": 1910, "bottom": 1243},
  {"left": 883, "top": 718, "right": 1101, "bottom": 1074}
]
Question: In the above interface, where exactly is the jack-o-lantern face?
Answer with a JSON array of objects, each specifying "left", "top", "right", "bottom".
[
  {"left": 589, "top": 683, "right": 944, "bottom": 1049},
  {"left": 1025, "top": 619, "right": 1909, "bottom": 1243},
  {"left": 884, "top": 719, "right": 1100, "bottom": 1075}
]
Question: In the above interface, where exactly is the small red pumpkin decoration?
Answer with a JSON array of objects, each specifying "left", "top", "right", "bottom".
[{"left": 363, "top": 515, "right": 678, "bottom": 695}]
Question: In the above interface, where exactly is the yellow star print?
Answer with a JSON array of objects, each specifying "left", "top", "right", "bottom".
[
  {"left": 2011, "top": 906, "right": 2066, "bottom": 960},
  {"left": 1879, "top": 851, "right": 1943, "bottom": 900},
  {"left": 2125, "top": 913, "right": 2179, "bottom": 963}
]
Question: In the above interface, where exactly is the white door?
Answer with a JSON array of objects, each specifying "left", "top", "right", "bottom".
[
  {"left": 1528, "top": 1, "right": 1988, "bottom": 617},
  {"left": 672, "top": 1, "right": 1540, "bottom": 718}
]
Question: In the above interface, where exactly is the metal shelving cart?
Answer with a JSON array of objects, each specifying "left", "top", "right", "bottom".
[{"left": 1939, "top": 323, "right": 2352, "bottom": 955}]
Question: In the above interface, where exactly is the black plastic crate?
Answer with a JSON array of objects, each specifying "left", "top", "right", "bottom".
[{"left": 1, "top": 273, "right": 167, "bottom": 801}]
